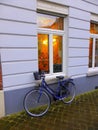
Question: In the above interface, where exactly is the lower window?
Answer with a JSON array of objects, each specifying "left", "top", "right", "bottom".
[
  {"left": 89, "top": 38, "right": 98, "bottom": 68},
  {"left": 38, "top": 34, "right": 63, "bottom": 74}
]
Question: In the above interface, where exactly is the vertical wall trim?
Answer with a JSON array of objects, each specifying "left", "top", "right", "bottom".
[{"left": 0, "top": 91, "right": 5, "bottom": 117}]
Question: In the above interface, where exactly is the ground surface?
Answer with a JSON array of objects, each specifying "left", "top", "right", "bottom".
[{"left": 0, "top": 90, "right": 98, "bottom": 130}]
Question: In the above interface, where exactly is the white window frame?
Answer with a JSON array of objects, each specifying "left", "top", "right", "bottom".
[
  {"left": 88, "top": 33, "right": 98, "bottom": 76},
  {"left": 88, "top": 14, "right": 98, "bottom": 76},
  {"left": 90, "top": 34, "right": 98, "bottom": 67},
  {"left": 38, "top": 26, "right": 66, "bottom": 75},
  {"left": 37, "top": 1, "right": 68, "bottom": 77}
]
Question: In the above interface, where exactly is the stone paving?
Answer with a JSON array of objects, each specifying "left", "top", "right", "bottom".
[{"left": 0, "top": 89, "right": 98, "bottom": 130}]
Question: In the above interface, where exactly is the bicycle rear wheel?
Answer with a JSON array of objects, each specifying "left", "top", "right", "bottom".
[
  {"left": 23, "top": 89, "right": 51, "bottom": 117},
  {"left": 62, "top": 82, "right": 76, "bottom": 104}
]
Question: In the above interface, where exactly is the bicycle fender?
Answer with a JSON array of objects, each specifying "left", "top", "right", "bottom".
[{"left": 65, "top": 79, "right": 75, "bottom": 86}]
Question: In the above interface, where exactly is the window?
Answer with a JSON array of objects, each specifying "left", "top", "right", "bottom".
[
  {"left": 89, "top": 22, "right": 98, "bottom": 69},
  {"left": 37, "top": 13, "right": 65, "bottom": 74},
  {"left": 90, "top": 22, "right": 98, "bottom": 34}
]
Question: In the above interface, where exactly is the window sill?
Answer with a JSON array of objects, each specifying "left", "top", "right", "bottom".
[
  {"left": 87, "top": 68, "right": 98, "bottom": 76},
  {"left": 34, "top": 73, "right": 68, "bottom": 85}
]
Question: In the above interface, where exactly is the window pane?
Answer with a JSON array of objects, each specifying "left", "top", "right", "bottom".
[
  {"left": 53, "top": 35, "right": 62, "bottom": 73},
  {"left": 90, "top": 23, "right": 98, "bottom": 34},
  {"left": 38, "top": 13, "right": 64, "bottom": 30},
  {"left": 38, "top": 34, "right": 49, "bottom": 73},
  {"left": 89, "top": 38, "right": 93, "bottom": 68},
  {"left": 95, "top": 39, "right": 98, "bottom": 67}
]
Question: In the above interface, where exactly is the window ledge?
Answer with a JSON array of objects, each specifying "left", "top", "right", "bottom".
[
  {"left": 87, "top": 68, "right": 98, "bottom": 76},
  {"left": 34, "top": 74, "right": 68, "bottom": 85}
]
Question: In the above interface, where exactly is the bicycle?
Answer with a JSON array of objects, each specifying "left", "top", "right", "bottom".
[{"left": 23, "top": 71, "right": 76, "bottom": 117}]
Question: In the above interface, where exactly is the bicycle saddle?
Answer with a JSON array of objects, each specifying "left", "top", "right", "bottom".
[{"left": 56, "top": 76, "right": 64, "bottom": 80}]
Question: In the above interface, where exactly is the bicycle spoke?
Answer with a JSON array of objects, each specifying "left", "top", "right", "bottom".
[{"left": 62, "top": 82, "right": 76, "bottom": 104}]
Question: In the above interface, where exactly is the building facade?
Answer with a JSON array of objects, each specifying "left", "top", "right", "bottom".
[{"left": 0, "top": 0, "right": 98, "bottom": 117}]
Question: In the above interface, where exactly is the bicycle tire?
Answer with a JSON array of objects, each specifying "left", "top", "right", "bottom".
[
  {"left": 23, "top": 89, "right": 51, "bottom": 117},
  {"left": 62, "top": 82, "right": 76, "bottom": 104}
]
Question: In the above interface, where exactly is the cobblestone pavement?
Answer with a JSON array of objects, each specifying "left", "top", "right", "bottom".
[{"left": 0, "top": 90, "right": 98, "bottom": 130}]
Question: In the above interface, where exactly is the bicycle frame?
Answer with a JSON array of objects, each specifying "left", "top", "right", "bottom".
[
  {"left": 40, "top": 78, "right": 58, "bottom": 97},
  {"left": 39, "top": 77, "right": 74, "bottom": 100}
]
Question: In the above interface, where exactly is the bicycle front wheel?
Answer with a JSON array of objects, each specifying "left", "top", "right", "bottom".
[
  {"left": 62, "top": 82, "right": 76, "bottom": 104},
  {"left": 23, "top": 89, "right": 51, "bottom": 117}
]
